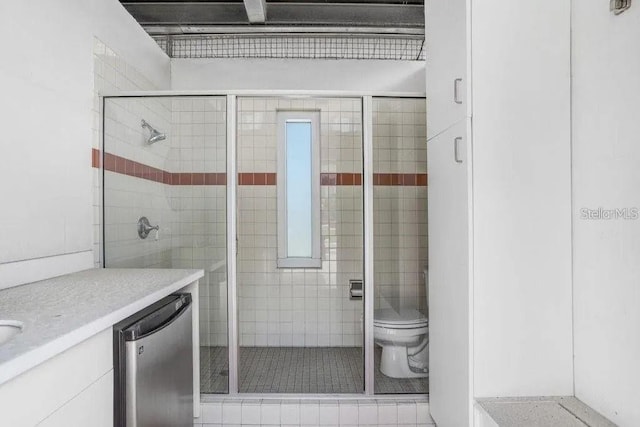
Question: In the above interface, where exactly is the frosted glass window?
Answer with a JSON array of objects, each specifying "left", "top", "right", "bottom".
[
  {"left": 277, "top": 112, "right": 321, "bottom": 268},
  {"left": 286, "top": 122, "right": 313, "bottom": 257}
]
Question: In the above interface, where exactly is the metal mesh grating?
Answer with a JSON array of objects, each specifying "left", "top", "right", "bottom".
[
  {"left": 153, "top": 35, "right": 425, "bottom": 61},
  {"left": 154, "top": 37, "right": 168, "bottom": 53}
]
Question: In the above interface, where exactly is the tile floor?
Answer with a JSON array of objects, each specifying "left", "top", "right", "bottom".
[{"left": 200, "top": 346, "right": 428, "bottom": 395}]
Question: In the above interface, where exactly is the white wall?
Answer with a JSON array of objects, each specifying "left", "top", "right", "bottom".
[
  {"left": 572, "top": 3, "right": 640, "bottom": 426},
  {"left": 0, "top": 0, "right": 169, "bottom": 289},
  {"left": 472, "top": 0, "right": 574, "bottom": 396},
  {"left": 171, "top": 59, "right": 425, "bottom": 94}
]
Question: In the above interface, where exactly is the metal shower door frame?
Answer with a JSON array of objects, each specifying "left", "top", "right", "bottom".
[{"left": 100, "top": 90, "right": 426, "bottom": 397}]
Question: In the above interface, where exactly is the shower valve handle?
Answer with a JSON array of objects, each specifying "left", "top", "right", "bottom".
[{"left": 138, "top": 217, "right": 159, "bottom": 239}]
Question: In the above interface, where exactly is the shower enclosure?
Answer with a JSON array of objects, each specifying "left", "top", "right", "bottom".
[
  {"left": 103, "top": 95, "right": 229, "bottom": 393},
  {"left": 102, "top": 94, "right": 427, "bottom": 396}
]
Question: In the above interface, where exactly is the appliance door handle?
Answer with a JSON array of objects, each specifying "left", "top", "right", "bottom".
[
  {"left": 125, "top": 297, "right": 192, "bottom": 340},
  {"left": 454, "top": 137, "right": 463, "bottom": 163},
  {"left": 454, "top": 78, "right": 463, "bottom": 104}
]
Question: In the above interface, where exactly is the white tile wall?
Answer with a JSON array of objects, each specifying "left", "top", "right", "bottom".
[
  {"left": 237, "top": 97, "right": 364, "bottom": 347},
  {"left": 170, "top": 184, "right": 227, "bottom": 347},
  {"left": 194, "top": 398, "right": 435, "bottom": 427},
  {"left": 373, "top": 186, "right": 428, "bottom": 313},
  {"left": 103, "top": 96, "right": 172, "bottom": 170},
  {"left": 237, "top": 98, "right": 362, "bottom": 174},
  {"left": 101, "top": 101, "right": 173, "bottom": 268},
  {"left": 169, "top": 98, "right": 227, "bottom": 174},
  {"left": 99, "top": 91, "right": 426, "bottom": 361},
  {"left": 98, "top": 38, "right": 173, "bottom": 270},
  {"left": 96, "top": 43, "right": 229, "bottom": 348},
  {"left": 169, "top": 97, "right": 227, "bottom": 347},
  {"left": 102, "top": 173, "right": 174, "bottom": 268},
  {"left": 372, "top": 99, "right": 426, "bottom": 174},
  {"left": 372, "top": 98, "right": 428, "bottom": 314},
  {"left": 93, "top": 37, "right": 167, "bottom": 268},
  {"left": 102, "top": 96, "right": 228, "bottom": 345}
]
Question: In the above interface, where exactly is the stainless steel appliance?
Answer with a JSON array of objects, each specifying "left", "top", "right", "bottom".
[{"left": 114, "top": 294, "right": 193, "bottom": 427}]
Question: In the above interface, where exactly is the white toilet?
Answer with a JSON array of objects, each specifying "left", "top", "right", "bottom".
[{"left": 374, "top": 269, "right": 429, "bottom": 379}]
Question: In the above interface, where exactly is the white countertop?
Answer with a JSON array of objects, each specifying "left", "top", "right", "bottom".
[
  {"left": 0, "top": 268, "right": 203, "bottom": 386},
  {"left": 477, "top": 397, "right": 616, "bottom": 427}
]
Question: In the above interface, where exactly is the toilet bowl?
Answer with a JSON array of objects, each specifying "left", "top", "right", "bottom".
[
  {"left": 374, "top": 307, "right": 428, "bottom": 379},
  {"left": 373, "top": 268, "right": 429, "bottom": 379}
]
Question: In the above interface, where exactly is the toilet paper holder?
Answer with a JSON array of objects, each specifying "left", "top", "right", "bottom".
[{"left": 349, "top": 280, "right": 363, "bottom": 300}]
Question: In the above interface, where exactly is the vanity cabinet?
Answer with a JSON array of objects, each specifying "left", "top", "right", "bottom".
[
  {"left": 0, "top": 329, "right": 113, "bottom": 427},
  {"left": 0, "top": 269, "right": 202, "bottom": 426}
]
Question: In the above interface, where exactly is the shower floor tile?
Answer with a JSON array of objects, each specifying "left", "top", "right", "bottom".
[{"left": 200, "top": 346, "right": 428, "bottom": 395}]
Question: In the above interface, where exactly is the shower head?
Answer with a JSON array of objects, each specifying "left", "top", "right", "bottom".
[
  {"left": 141, "top": 119, "right": 166, "bottom": 144},
  {"left": 148, "top": 129, "right": 166, "bottom": 144}
]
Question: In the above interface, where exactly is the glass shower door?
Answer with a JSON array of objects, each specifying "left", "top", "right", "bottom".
[
  {"left": 235, "top": 96, "right": 365, "bottom": 393},
  {"left": 102, "top": 95, "right": 229, "bottom": 394},
  {"left": 371, "top": 97, "right": 429, "bottom": 394}
]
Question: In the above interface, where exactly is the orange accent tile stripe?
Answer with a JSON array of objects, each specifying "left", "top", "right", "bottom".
[
  {"left": 238, "top": 173, "right": 364, "bottom": 186},
  {"left": 93, "top": 149, "right": 227, "bottom": 185},
  {"left": 238, "top": 173, "right": 277, "bottom": 185},
  {"left": 91, "top": 148, "right": 100, "bottom": 168},
  {"left": 373, "top": 173, "right": 428, "bottom": 186},
  {"left": 320, "top": 173, "right": 363, "bottom": 186},
  {"left": 93, "top": 150, "right": 426, "bottom": 187},
  {"left": 320, "top": 173, "right": 427, "bottom": 186}
]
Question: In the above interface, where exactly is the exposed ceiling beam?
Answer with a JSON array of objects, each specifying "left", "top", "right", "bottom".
[
  {"left": 120, "top": 2, "right": 424, "bottom": 28},
  {"left": 145, "top": 25, "right": 425, "bottom": 35},
  {"left": 121, "top": 2, "right": 248, "bottom": 25},
  {"left": 243, "top": 0, "right": 267, "bottom": 23}
]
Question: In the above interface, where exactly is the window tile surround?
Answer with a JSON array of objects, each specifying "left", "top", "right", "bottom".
[{"left": 236, "top": 97, "right": 365, "bottom": 347}]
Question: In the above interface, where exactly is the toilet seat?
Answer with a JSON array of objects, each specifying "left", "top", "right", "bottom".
[{"left": 374, "top": 308, "right": 427, "bottom": 329}]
